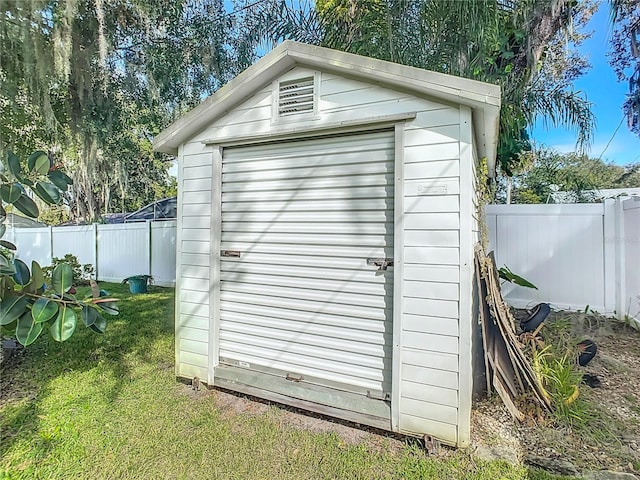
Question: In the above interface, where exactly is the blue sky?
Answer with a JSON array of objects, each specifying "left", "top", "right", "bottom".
[{"left": 530, "top": 2, "right": 640, "bottom": 165}]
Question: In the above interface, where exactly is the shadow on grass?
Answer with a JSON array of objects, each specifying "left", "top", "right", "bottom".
[{"left": 0, "top": 283, "right": 175, "bottom": 461}]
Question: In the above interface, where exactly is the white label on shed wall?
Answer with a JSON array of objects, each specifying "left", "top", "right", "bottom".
[{"left": 417, "top": 183, "right": 448, "bottom": 195}]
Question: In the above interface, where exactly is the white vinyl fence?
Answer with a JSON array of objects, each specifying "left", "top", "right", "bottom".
[
  {"left": 5, "top": 221, "right": 177, "bottom": 287},
  {"left": 5, "top": 200, "right": 638, "bottom": 322},
  {"left": 486, "top": 197, "right": 640, "bottom": 324}
]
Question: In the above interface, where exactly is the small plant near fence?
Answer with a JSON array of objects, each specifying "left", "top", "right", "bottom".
[
  {"left": 42, "top": 254, "right": 95, "bottom": 286},
  {"left": 523, "top": 315, "right": 613, "bottom": 438}
]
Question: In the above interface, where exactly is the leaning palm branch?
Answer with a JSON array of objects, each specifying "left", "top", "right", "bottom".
[{"left": 523, "top": 85, "right": 596, "bottom": 152}]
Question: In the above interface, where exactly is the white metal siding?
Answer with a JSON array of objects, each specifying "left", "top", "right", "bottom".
[
  {"left": 193, "top": 68, "right": 457, "bottom": 145},
  {"left": 398, "top": 110, "right": 462, "bottom": 443},
  {"left": 175, "top": 144, "right": 214, "bottom": 380},
  {"left": 182, "top": 68, "right": 468, "bottom": 445},
  {"left": 219, "top": 131, "right": 395, "bottom": 397}
]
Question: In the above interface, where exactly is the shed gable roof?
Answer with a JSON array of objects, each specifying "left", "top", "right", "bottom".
[{"left": 153, "top": 41, "right": 501, "bottom": 174}]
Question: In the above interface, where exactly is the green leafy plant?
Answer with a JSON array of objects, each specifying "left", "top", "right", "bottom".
[
  {"left": 1, "top": 261, "right": 119, "bottom": 346},
  {"left": 42, "top": 254, "right": 95, "bottom": 286},
  {"left": 1, "top": 150, "right": 118, "bottom": 346},
  {"left": 528, "top": 319, "right": 605, "bottom": 434},
  {"left": 498, "top": 265, "right": 538, "bottom": 289}
]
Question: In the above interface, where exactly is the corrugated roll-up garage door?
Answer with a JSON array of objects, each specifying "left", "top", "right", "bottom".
[{"left": 219, "top": 130, "right": 395, "bottom": 409}]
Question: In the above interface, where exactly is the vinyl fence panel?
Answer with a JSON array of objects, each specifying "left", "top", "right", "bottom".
[
  {"left": 97, "top": 223, "right": 150, "bottom": 283},
  {"left": 52, "top": 225, "right": 96, "bottom": 268},
  {"left": 11, "top": 227, "right": 52, "bottom": 267},
  {"left": 486, "top": 204, "right": 607, "bottom": 312},
  {"left": 9, "top": 221, "right": 177, "bottom": 288},
  {"left": 486, "top": 198, "right": 638, "bottom": 326},
  {"left": 151, "top": 220, "right": 177, "bottom": 286},
  {"left": 623, "top": 198, "right": 640, "bottom": 321}
]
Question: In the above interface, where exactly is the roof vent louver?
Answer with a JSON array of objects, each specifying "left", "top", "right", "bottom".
[{"left": 278, "top": 76, "right": 315, "bottom": 116}]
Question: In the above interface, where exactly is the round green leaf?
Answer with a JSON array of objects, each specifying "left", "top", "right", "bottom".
[
  {"left": 7, "top": 150, "right": 22, "bottom": 178},
  {"left": 34, "top": 182, "right": 61, "bottom": 205},
  {"left": 49, "top": 306, "right": 76, "bottom": 342},
  {"left": 28, "top": 151, "right": 50, "bottom": 175},
  {"left": 32, "top": 298, "right": 59, "bottom": 323},
  {"left": 0, "top": 183, "right": 21, "bottom": 203},
  {"left": 47, "top": 170, "right": 72, "bottom": 191},
  {"left": 82, "top": 305, "right": 97, "bottom": 326},
  {"left": 52, "top": 263, "right": 73, "bottom": 294},
  {"left": 31, "top": 261, "right": 45, "bottom": 290},
  {"left": 16, "top": 313, "right": 44, "bottom": 346},
  {"left": 0, "top": 224, "right": 6, "bottom": 240},
  {"left": 0, "top": 252, "right": 15, "bottom": 275},
  {"left": 97, "top": 301, "right": 119, "bottom": 316},
  {"left": 13, "top": 258, "right": 31, "bottom": 285},
  {"left": 88, "top": 313, "right": 107, "bottom": 333},
  {"left": 13, "top": 194, "right": 39, "bottom": 218},
  {"left": 0, "top": 202, "right": 6, "bottom": 222},
  {"left": 0, "top": 240, "right": 16, "bottom": 250},
  {"left": 0, "top": 295, "right": 28, "bottom": 325},
  {"left": 81, "top": 305, "right": 96, "bottom": 326}
]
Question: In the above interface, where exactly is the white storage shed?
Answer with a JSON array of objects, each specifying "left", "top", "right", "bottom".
[{"left": 154, "top": 41, "right": 500, "bottom": 447}]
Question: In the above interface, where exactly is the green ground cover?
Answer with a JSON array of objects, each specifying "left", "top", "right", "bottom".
[{"left": 1, "top": 283, "right": 569, "bottom": 479}]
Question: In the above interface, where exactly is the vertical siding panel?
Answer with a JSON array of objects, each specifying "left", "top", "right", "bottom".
[
  {"left": 176, "top": 143, "right": 212, "bottom": 381},
  {"left": 97, "top": 223, "right": 149, "bottom": 281},
  {"left": 457, "top": 106, "right": 473, "bottom": 447},
  {"left": 623, "top": 199, "right": 640, "bottom": 322},
  {"left": 52, "top": 226, "right": 96, "bottom": 267},
  {"left": 210, "top": 146, "right": 222, "bottom": 383},
  {"left": 399, "top": 109, "right": 462, "bottom": 446},
  {"left": 391, "top": 122, "right": 405, "bottom": 432},
  {"left": 13, "top": 227, "right": 51, "bottom": 268},
  {"left": 175, "top": 144, "right": 185, "bottom": 377},
  {"left": 151, "top": 221, "right": 177, "bottom": 286}
]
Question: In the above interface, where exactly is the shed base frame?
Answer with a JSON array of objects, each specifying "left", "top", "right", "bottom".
[{"left": 209, "top": 365, "right": 392, "bottom": 431}]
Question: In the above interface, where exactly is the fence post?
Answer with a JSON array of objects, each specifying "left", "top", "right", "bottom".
[
  {"left": 603, "top": 199, "right": 616, "bottom": 314},
  {"left": 615, "top": 197, "right": 627, "bottom": 320},
  {"left": 148, "top": 221, "right": 152, "bottom": 277},
  {"left": 93, "top": 223, "right": 99, "bottom": 280},
  {"left": 49, "top": 225, "right": 54, "bottom": 265}
]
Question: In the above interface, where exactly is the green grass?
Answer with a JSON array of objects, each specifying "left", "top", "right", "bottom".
[{"left": 1, "top": 284, "right": 573, "bottom": 480}]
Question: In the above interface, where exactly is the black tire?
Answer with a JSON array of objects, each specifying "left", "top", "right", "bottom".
[
  {"left": 520, "top": 303, "right": 551, "bottom": 332},
  {"left": 577, "top": 339, "right": 597, "bottom": 366}
]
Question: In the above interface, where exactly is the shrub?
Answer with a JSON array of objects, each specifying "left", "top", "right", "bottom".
[{"left": 43, "top": 254, "right": 94, "bottom": 286}]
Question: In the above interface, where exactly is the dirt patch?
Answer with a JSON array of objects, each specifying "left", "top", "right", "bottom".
[
  {"left": 472, "top": 312, "right": 640, "bottom": 475},
  {"left": 206, "top": 387, "right": 407, "bottom": 452}
]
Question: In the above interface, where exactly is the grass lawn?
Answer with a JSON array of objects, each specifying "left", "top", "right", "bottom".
[{"left": 1, "top": 283, "right": 570, "bottom": 480}]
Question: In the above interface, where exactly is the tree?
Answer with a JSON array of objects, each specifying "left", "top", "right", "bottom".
[
  {"left": 241, "top": 0, "right": 596, "bottom": 177},
  {"left": 503, "top": 147, "right": 640, "bottom": 203},
  {"left": 1, "top": 150, "right": 118, "bottom": 346},
  {"left": 1, "top": 0, "right": 259, "bottom": 221},
  {"left": 609, "top": 0, "right": 640, "bottom": 135}
]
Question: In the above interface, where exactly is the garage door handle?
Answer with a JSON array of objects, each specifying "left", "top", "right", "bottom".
[
  {"left": 367, "top": 258, "right": 394, "bottom": 271},
  {"left": 221, "top": 250, "right": 241, "bottom": 258}
]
